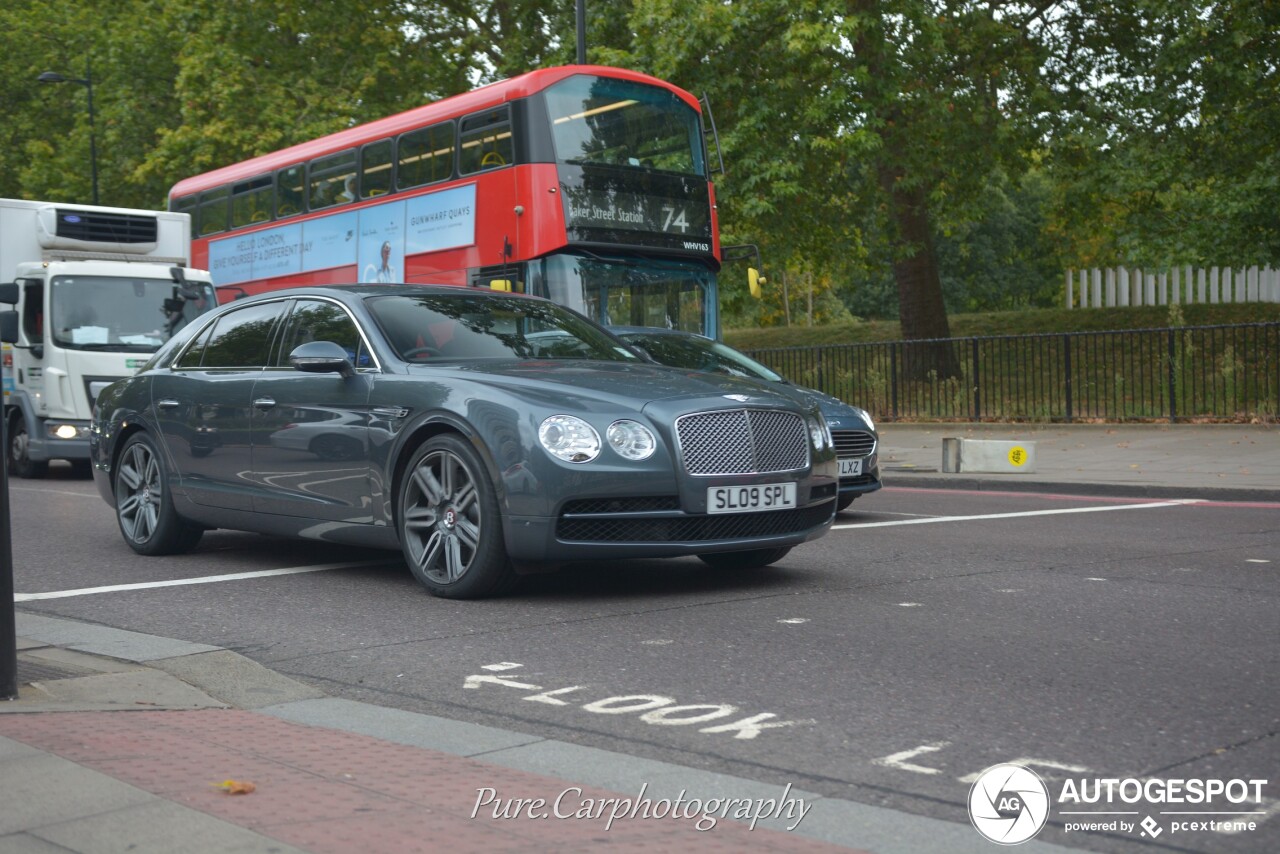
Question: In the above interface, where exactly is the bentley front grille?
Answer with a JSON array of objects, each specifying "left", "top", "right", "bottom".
[{"left": 676, "top": 409, "right": 808, "bottom": 475}]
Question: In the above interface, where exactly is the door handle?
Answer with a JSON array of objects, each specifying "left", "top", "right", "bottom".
[
  {"left": 253, "top": 397, "right": 276, "bottom": 411},
  {"left": 156, "top": 399, "right": 180, "bottom": 411}
]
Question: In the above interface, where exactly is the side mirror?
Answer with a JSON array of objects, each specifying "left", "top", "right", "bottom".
[
  {"left": 0, "top": 282, "right": 18, "bottom": 306},
  {"left": 489, "top": 279, "right": 512, "bottom": 292},
  {"left": 748, "top": 267, "right": 765, "bottom": 300},
  {"left": 289, "top": 340, "right": 355, "bottom": 377},
  {"left": 0, "top": 311, "right": 17, "bottom": 345}
]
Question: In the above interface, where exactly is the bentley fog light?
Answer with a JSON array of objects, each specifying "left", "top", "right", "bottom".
[
  {"left": 606, "top": 420, "right": 656, "bottom": 461},
  {"left": 539, "top": 415, "right": 601, "bottom": 463}
]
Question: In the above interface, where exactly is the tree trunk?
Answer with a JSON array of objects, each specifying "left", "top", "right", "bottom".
[{"left": 879, "top": 165, "right": 959, "bottom": 380}]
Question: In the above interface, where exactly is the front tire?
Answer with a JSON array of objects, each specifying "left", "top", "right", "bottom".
[
  {"left": 697, "top": 547, "right": 792, "bottom": 570},
  {"left": 398, "top": 434, "right": 515, "bottom": 598},
  {"left": 836, "top": 494, "right": 856, "bottom": 512},
  {"left": 8, "top": 415, "right": 48, "bottom": 479},
  {"left": 114, "top": 433, "right": 203, "bottom": 555}
]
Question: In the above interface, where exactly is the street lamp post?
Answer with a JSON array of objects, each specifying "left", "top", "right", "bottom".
[{"left": 38, "top": 61, "right": 99, "bottom": 205}]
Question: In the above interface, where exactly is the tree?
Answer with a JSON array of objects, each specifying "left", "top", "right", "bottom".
[
  {"left": 1042, "top": 0, "right": 1280, "bottom": 265},
  {"left": 629, "top": 2, "right": 1053, "bottom": 374}
]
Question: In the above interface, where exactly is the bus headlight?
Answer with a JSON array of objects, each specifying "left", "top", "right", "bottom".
[
  {"left": 606, "top": 420, "right": 656, "bottom": 461},
  {"left": 539, "top": 415, "right": 601, "bottom": 463}
]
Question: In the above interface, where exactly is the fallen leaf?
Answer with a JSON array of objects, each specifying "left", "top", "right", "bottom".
[{"left": 214, "top": 779, "right": 257, "bottom": 795}]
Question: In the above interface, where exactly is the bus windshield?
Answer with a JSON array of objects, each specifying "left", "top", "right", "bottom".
[
  {"left": 544, "top": 75, "right": 705, "bottom": 176},
  {"left": 539, "top": 253, "right": 713, "bottom": 335},
  {"left": 51, "top": 276, "right": 218, "bottom": 351}
]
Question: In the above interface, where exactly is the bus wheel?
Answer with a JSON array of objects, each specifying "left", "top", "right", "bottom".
[
  {"left": 398, "top": 434, "right": 515, "bottom": 599},
  {"left": 114, "top": 433, "right": 203, "bottom": 555},
  {"left": 697, "top": 547, "right": 792, "bottom": 570},
  {"left": 8, "top": 415, "right": 48, "bottom": 479}
]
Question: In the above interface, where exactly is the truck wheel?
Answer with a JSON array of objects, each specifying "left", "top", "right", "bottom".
[
  {"left": 398, "top": 434, "right": 515, "bottom": 598},
  {"left": 697, "top": 547, "right": 792, "bottom": 570},
  {"left": 114, "top": 432, "right": 203, "bottom": 555},
  {"left": 8, "top": 416, "right": 48, "bottom": 479}
]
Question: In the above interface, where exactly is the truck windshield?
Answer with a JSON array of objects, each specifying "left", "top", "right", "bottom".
[{"left": 50, "top": 276, "right": 217, "bottom": 351}]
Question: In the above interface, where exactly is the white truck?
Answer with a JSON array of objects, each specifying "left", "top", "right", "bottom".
[{"left": 1, "top": 199, "right": 217, "bottom": 477}]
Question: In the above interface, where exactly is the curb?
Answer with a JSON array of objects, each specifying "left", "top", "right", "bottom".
[{"left": 880, "top": 473, "right": 1280, "bottom": 503}]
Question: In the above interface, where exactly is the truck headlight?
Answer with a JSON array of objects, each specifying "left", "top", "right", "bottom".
[{"left": 47, "top": 423, "right": 90, "bottom": 440}]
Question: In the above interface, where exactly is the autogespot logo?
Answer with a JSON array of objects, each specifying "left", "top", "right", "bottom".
[{"left": 969, "top": 763, "right": 1051, "bottom": 845}]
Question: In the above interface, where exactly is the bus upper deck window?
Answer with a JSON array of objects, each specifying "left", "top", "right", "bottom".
[
  {"left": 360, "top": 139, "right": 394, "bottom": 198},
  {"left": 231, "top": 174, "right": 273, "bottom": 228},
  {"left": 308, "top": 149, "right": 357, "bottom": 210},
  {"left": 398, "top": 122, "right": 455, "bottom": 190},
  {"left": 459, "top": 106, "right": 513, "bottom": 175},
  {"left": 197, "top": 188, "right": 229, "bottom": 236},
  {"left": 276, "top": 165, "right": 305, "bottom": 218}
]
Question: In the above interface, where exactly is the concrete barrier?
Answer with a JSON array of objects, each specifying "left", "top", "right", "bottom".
[{"left": 941, "top": 438, "right": 1037, "bottom": 474}]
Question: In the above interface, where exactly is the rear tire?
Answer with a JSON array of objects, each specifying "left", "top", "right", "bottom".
[
  {"left": 398, "top": 434, "right": 515, "bottom": 598},
  {"left": 697, "top": 547, "right": 792, "bottom": 570},
  {"left": 8, "top": 415, "right": 48, "bottom": 479},
  {"left": 114, "top": 433, "right": 203, "bottom": 555}
]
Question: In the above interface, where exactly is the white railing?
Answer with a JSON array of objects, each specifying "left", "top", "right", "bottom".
[{"left": 1065, "top": 266, "right": 1280, "bottom": 308}]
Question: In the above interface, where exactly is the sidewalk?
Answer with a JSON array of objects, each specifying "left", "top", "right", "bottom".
[
  {"left": 877, "top": 422, "right": 1280, "bottom": 502},
  {"left": 4, "top": 423, "right": 1275, "bottom": 853}
]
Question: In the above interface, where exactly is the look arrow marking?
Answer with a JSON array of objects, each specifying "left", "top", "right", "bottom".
[{"left": 873, "top": 742, "right": 950, "bottom": 775}]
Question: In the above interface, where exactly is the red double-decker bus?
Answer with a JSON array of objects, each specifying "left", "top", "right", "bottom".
[{"left": 169, "top": 65, "right": 722, "bottom": 337}]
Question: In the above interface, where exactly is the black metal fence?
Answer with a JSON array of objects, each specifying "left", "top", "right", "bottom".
[{"left": 743, "top": 322, "right": 1280, "bottom": 422}]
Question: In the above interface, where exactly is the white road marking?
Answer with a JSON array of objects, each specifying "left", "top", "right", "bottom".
[
  {"left": 873, "top": 742, "right": 950, "bottom": 775},
  {"left": 14, "top": 561, "right": 391, "bottom": 601},
  {"left": 777, "top": 618, "right": 809, "bottom": 624},
  {"left": 9, "top": 486, "right": 100, "bottom": 499},
  {"left": 1246, "top": 559, "right": 1271, "bottom": 564},
  {"left": 481, "top": 662, "right": 523, "bottom": 671},
  {"left": 898, "top": 602, "right": 922, "bottom": 607},
  {"left": 832, "top": 499, "right": 1204, "bottom": 530}
]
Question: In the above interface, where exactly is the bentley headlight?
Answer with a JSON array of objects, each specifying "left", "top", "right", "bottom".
[
  {"left": 539, "top": 415, "right": 600, "bottom": 463},
  {"left": 809, "top": 412, "right": 832, "bottom": 450},
  {"left": 606, "top": 420, "right": 656, "bottom": 461}
]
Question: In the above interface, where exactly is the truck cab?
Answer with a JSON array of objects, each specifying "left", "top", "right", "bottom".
[{"left": 1, "top": 200, "right": 217, "bottom": 477}]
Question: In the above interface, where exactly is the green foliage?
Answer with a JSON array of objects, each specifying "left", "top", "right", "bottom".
[
  {"left": 725, "top": 303, "right": 1280, "bottom": 349},
  {"left": 0, "top": 0, "right": 1273, "bottom": 334}
]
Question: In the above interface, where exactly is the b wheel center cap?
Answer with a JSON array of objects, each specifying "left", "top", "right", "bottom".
[{"left": 442, "top": 508, "right": 457, "bottom": 529}]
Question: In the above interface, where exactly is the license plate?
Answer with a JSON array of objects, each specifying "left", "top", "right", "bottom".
[
  {"left": 707, "top": 483, "right": 797, "bottom": 514},
  {"left": 839, "top": 458, "right": 864, "bottom": 477}
]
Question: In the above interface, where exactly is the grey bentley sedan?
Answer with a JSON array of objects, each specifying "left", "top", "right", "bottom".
[{"left": 90, "top": 286, "right": 839, "bottom": 598}]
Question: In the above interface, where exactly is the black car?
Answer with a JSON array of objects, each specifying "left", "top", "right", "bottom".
[
  {"left": 612, "top": 327, "right": 881, "bottom": 511},
  {"left": 91, "top": 286, "right": 839, "bottom": 598}
]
